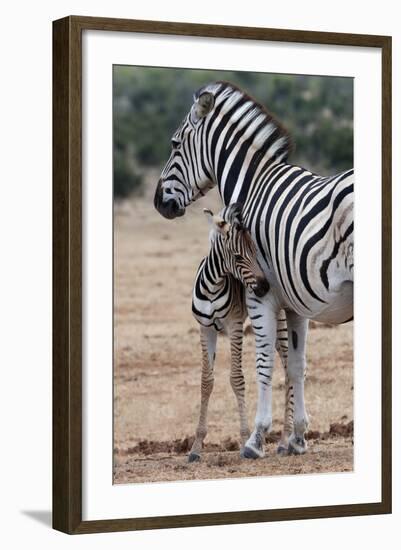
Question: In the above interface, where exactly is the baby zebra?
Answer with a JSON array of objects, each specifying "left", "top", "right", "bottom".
[
  {"left": 189, "top": 204, "right": 269, "bottom": 462},
  {"left": 189, "top": 204, "right": 295, "bottom": 461}
]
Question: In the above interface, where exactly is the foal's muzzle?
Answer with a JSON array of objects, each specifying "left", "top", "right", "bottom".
[{"left": 253, "top": 277, "right": 270, "bottom": 298}]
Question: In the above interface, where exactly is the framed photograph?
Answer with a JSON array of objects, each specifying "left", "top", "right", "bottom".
[{"left": 53, "top": 16, "right": 392, "bottom": 534}]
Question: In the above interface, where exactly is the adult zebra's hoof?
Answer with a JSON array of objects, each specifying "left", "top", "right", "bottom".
[
  {"left": 288, "top": 435, "right": 307, "bottom": 455},
  {"left": 188, "top": 452, "right": 201, "bottom": 463},
  {"left": 241, "top": 445, "right": 265, "bottom": 459}
]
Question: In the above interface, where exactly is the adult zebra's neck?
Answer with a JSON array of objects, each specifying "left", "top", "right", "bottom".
[{"left": 201, "top": 81, "right": 293, "bottom": 206}]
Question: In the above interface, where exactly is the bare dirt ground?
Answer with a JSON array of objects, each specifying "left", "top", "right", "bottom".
[{"left": 114, "top": 177, "right": 353, "bottom": 484}]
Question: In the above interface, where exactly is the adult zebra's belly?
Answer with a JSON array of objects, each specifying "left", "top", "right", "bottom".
[{"left": 310, "top": 281, "right": 353, "bottom": 324}]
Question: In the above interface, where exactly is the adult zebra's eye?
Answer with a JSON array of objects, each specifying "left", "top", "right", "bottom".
[{"left": 171, "top": 139, "right": 181, "bottom": 150}]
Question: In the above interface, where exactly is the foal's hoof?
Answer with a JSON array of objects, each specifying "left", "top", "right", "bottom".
[
  {"left": 241, "top": 445, "right": 265, "bottom": 459},
  {"left": 188, "top": 452, "right": 201, "bottom": 463},
  {"left": 276, "top": 444, "right": 288, "bottom": 456},
  {"left": 288, "top": 436, "right": 307, "bottom": 455}
]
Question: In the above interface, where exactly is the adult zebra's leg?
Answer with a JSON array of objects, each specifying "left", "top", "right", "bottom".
[
  {"left": 275, "top": 311, "right": 295, "bottom": 455},
  {"left": 228, "top": 320, "right": 250, "bottom": 451},
  {"left": 286, "top": 312, "right": 309, "bottom": 455},
  {"left": 188, "top": 325, "right": 217, "bottom": 463},
  {"left": 242, "top": 294, "right": 278, "bottom": 459}
]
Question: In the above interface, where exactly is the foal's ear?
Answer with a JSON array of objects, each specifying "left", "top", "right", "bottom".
[
  {"left": 203, "top": 208, "right": 214, "bottom": 226},
  {"left": 203, "top": 208, "right": 230, "bottom": 235},
  {"left": 229, "top": 202, "right": 243, "bottom": 226}
]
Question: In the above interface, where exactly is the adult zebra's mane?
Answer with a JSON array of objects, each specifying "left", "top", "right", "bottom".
[{"left": 194, "top": 80, "right": 294, "bottom": 163}]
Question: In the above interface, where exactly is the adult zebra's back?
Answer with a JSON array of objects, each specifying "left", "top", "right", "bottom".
[
  {"left": 244, "top": 162, "right": 354, "bottom": 322},
  {"left": 154, "top": 81, "right": 353, "bottom": 458}
]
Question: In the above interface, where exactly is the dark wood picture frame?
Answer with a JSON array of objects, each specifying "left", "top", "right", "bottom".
[{"left": 53, "top": 15, "right": 392, "bottom": 534}]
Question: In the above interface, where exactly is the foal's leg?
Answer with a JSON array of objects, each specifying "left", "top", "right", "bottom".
[
  {"left": 242, "top": 294, "right": 278, "bottom": 459},
  {"left": 275, "top": 311, "right": 295, "bottom": 455},
  {"left": 188, "top": 325, "right": 217, "bottom": 462},
  {"left": 286, "top": 311, "right": 309, "bottom": 455},
  {"left": 228, "top": 319, "right": 250, "bottom": 450}
]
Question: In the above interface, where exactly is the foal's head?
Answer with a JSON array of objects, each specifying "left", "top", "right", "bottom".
[{"left": 204, "top": 204, "right": 269, "bottom": 298}]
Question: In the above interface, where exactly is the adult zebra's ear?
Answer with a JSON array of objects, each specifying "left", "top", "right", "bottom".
[{"left": 192, "top": 92, "right": 215, "bottom": 122}]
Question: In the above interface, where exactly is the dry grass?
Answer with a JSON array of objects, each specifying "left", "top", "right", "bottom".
[{"left": 114, "top": 178, "right": 353, "bottom": 484}]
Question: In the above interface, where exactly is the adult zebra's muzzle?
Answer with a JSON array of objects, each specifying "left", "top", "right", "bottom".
[{"left": 154, "top": 179, "right": 185, "bottom": 219}]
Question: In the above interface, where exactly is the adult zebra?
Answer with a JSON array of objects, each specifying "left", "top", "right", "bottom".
[{"left": 154, "top": 81, "right": 353, "bottom": 458}]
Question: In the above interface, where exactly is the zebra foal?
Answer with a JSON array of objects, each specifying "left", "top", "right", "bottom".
[
  {"left": 190, "top": 204, "right": 293, "bottom": 461},
  {"left": 189, "top": 203, "right": 268, "bottom": 461}
]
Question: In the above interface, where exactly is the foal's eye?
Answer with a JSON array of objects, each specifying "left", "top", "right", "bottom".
[{"left": 234, "top": 254, "right": 243, "bottom": 262}]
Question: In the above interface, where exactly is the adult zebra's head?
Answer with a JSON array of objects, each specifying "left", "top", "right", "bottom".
[
  {"left": 205, "top": 204, "right": 269, "bottom": 298},
  {"left": 154, "top": 86, "right": 218, "bottom": 219},
  {"left": 154, "top": 81, "right": 292, "bottom": 219}
]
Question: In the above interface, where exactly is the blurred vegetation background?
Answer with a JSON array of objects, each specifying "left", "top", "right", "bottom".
[{"left": 113, "top": 66, "right": 353, "bottom": 199}]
